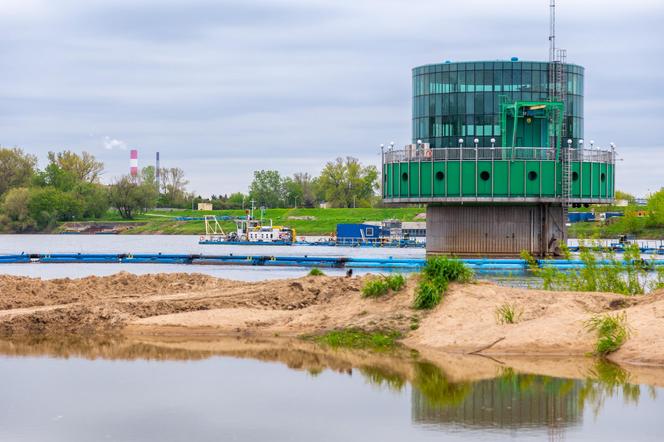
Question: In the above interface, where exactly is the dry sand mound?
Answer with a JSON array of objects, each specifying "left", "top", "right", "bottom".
[{"left": 1, "top": 273, "right": 663, "bottom": 367}]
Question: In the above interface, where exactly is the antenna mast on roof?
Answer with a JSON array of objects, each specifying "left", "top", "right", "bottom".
[{"left": 549, "top": 0, "right": 556, "bottom": 62}]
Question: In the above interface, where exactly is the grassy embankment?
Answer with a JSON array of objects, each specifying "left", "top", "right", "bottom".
[{"left": 59, "top": 207, "right": 425, "bottom": 236}]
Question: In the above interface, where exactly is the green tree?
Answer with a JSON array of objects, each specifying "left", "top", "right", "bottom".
[
  {"left": 159, "top": 167, "right": 189, "bottom": 207},
  {"left": 47, "top": 150, "right": 104, "bottom": 183},
  {"left": 283, "top": 172, "right": 317, "bottom": 207},
  {"left": 227, "top": 192, "right": 246, "bottom": 209},
  {"left": 73, "top": 182, "right": 110, "bottom": 218},
  {"left": 108, "top": 175, "right": 158, "bottom": 219},
  {"left": 27, "top": 187, "right": 83, "bottom": 229},
  {"left": 647, "top": 188, "right": 664, "bottom": 227},
  {"left": 0, "top": 187, "right": 35, "bottom": 232},
  {"left": 249, "top": 170, "right": 284, "bottom": 208},
  {"left": 34, "top": 162, "right": 78, "bottom": 191},
  {"left": 0, "top": 147, "right": 37, "bottom": 196},
  {"left": 615, "top": 190, "right": 636, "bottom": 204},
  {"left": 317, "top": 157, "right": 378, "bottom": 208}
]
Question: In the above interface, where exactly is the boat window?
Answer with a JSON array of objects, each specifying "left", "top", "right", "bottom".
[{"left": 366, "top": 227, "right": 374, "bottom": 236}]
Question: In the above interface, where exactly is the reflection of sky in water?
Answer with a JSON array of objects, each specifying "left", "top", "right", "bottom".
[{"left": 0, "top": 351, "right": 662, "bottom": 441}]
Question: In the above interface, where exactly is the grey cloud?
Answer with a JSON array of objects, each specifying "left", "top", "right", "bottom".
[{"left": 1, "top": 0, "right": 662, "bottom": 197}]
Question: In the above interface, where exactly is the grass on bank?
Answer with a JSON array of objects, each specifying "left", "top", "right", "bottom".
[
  {"left": 495, "top": 302, "right": 523, "bottom": 325},
  {"left": 312, "top": 329, "right": 402, "bottom": 351},
  {"left": 523, "top": 242, "right": 664, "bottom": 295},
  {"left": 585, "top": 312, "right": 631, "bottom": 356},
  {"left": 361, "top": 274, "right": 406, "bottom": 298},
  {"left": 308, "top": 268, "right": 326, "bottom": 276},
  {"left": 413, "top": 257, "right": 473, "bottom": 310}
]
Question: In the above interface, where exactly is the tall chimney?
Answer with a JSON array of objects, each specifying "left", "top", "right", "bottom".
[{"left": 130, "top": 149, "right": 138, "bottom": 177}]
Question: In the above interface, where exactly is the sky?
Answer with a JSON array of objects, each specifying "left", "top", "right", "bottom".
[{"left": 1, "top": 0, "right": 663, "bottom": 197}]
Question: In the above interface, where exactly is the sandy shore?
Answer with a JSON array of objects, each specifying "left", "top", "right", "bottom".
[{"left": 1, "top": 272, "right": 663, "bottom": 367}]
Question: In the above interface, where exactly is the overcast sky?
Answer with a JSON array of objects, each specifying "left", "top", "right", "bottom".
[{"left": 2, "top": 0, "right": 663, "bottom": 197}]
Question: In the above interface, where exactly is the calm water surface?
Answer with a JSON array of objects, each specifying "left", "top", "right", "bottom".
[
  {"left": 0, "top": 338, "right": 662, "bottom": 441},
  {"left": 0, "top": 235, "right": 422, "bottom": 280}
]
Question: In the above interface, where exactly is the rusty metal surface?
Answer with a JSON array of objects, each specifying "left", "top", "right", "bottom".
[{"left": 426, "top": 204, "right": 565, "bottom": 257}]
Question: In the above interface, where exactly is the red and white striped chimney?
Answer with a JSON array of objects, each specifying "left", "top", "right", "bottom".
[{"left": 130, "top": 149, "right": 138, "bottom": 177}]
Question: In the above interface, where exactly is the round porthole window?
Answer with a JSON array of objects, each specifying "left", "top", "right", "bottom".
[
  {"left": 572, "top": 171, "right": 579, "bottom": 181},
  {"left": 435, "top": 171, "right": 445, "bottom": 180},
  {"left": 600, "top": 173, "right": 606, "bottom": 182},
  {"left": 528, "top": 171, "right": 538, "bottom": 181},
  {"left": 402, "top": 172, "right": 408, "bottom": 181},
  {"left": 480, "top": 171, "right": 490, "bottom": 181}
]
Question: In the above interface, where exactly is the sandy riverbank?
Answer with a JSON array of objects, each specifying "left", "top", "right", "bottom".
[{"left": 1, "top": 272, "right": 663, "bottom": 367}]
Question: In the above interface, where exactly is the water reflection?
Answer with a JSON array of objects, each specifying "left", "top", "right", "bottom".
[{"left": 0, "top": 335, "right": 661, "bottom": 441}]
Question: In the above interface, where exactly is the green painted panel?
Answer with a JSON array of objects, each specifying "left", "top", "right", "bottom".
[
  {"left": 525, "top": 161, "right": 541, "bottom": 196},
  {"left": 400, "top": 163, "right": 407, "bottom": 197},
  {"left": 571, "top": 162, "right": 581, "bottom": 197},
  {"left": 421, "top": 162, "right": 433, "bottom": 197},
  {"left": 581, "top": 162, "right": 592, "bottom": 198},
  {"left": 446, "top": 162, "right": 460, "bottom": 196},
  {"left": 461, "top": 162, "right": 476, "bottom": 195},
  {"left": 510, "top": 161, "right": 525, "bottom": 196},
  {"left": 477, "top": 161, "right": 492, "bottom": 195},
  {"left": 493, "top": 161, "right": 509, "bottom": 196},
  {"left": 382, "top": 159, "right": 615, "bottom": 201},
  {"left": 433, "top": 162, "right": 446, "bottom": 196},
  {"left": 409, "top": 162, "right": 419, "bottom": 196},
  {"left": 541, "top": 162, "right": 556, "bottom": 196}
]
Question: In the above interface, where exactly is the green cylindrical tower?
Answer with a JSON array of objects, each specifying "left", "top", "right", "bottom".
[{"left": 382, "top": 59, "right": 615, "bottom": 257}]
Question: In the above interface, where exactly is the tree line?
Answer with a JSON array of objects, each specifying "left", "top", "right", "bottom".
[
  {"left": 0, "top": 147, "right": 192, "bottom": 231},
  {"left": 0, "top": 147, "right": 381, "bottom": 232},
  {"left": 200, "top": 157, "right": 379, "bottom": 210}
]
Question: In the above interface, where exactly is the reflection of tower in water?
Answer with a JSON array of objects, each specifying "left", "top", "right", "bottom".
[{"left": 411, "top": 373, "right": 582, "bottom": 440}]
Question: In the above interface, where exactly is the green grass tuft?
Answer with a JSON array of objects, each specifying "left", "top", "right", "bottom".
[
  {"left": 308, "top": 267, "right": 325, "bottom": 276},
  {"left": 385, "top": 273, "right": 406, "bottom": 291},
  {"left": 413, "top": 279, "right": 444, "bottom": 310},
  {"left": 495, "top": 302, "right": 523, "bottom": 324},
  {"left": 313, "top": 329, "right": 401, "bottom": 351},
  {"left": 362, "top": 278, "right": 390, "bottom": 298},
  {"left": 361, "top": 274, "right": 407, "bottom": 298},
  {"left": 413, "top": 257, "right": 472, "bottom": 310},
  {"left": 585, "top": 312, "right": 631, "bottom": 356}
]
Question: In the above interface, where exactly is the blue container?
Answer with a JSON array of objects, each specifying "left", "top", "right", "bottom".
[{"left": 336, "top": 224, "right": 384, "bottom": 240}]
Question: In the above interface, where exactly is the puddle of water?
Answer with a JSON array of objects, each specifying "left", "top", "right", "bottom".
[{"left": 0, "top": 336, "right": 662, "bottom": 441}]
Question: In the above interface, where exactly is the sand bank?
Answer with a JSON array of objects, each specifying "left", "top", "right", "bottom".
[{"left": 1, "top": 272, "right": 663, "bottom": 367}]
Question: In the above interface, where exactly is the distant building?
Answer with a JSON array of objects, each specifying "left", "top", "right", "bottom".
[{"left": 197, "top": 203, "right": 213, "bottom": 211}]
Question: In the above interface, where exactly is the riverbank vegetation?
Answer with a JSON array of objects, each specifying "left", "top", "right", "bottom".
[
  {"left": 414, "top": 257, "right": 474, "bottom": 309},
  {"left": 361, "top": 274, "right": 407, "bottom": 298},
  {"left": 523, "top": 243, "right": 664, "bottom": 295},
  {"left": 586, "top": 312, "right": 631, "bottom": 356},
  {"left": 312, "top": 329, "right": 402, "bottom": 351}
]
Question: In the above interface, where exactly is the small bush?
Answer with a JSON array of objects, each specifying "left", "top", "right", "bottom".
[
  {"left": 385, "top": 274, "right": 406, "bottom": 291},
  {"left": 413, "top": 257, "right": 471, "bottom": 310},
  {"left": 423, "top": 257, "right": 474, "bottom": 285},
  {"left": 362, "top": 278, "right": 390, "bottom": 298},
  {"left": 308, "top": 267, "right": 325, "bottom": 276},
  {"left": 413, "top": 279, "right": 445, "bottom": 310},
  {"left": 361, "top": 274, "right": 406, "bottom": 298},
  {"left": 585, "top": 312, "right": 631, "bottom": 356},
  {"left": 495, "top": 302, "right": 523, "bottom": 324}
]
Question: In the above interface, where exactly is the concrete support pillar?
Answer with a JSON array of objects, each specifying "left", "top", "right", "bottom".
[{"left": 426, "top": 204, "right": 566, "bottom": 257}]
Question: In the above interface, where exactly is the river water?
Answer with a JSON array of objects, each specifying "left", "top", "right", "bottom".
[
  {"left": 0, "top": 234, "right": 423, "bottom": 280},
  {"left": 0, "top": 337, "right": 662, "bottom": 442}
]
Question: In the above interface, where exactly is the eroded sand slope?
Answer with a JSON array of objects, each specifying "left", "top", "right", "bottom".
[{"left": 0, "top": 272, "right": 663, "bottom": 366}]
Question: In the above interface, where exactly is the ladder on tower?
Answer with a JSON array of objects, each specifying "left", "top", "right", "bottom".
[{"left": 549, "top": 48, "right": 571, "bottom": 215}]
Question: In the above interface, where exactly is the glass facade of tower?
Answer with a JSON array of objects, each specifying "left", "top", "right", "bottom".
[{"left": 412, "top": 60, "right": 584, "bottom": 147}]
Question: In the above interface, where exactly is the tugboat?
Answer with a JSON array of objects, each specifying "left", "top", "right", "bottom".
[{"left": 199, "top": 210, "right": 296, "bottom": 245}]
